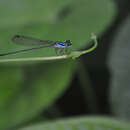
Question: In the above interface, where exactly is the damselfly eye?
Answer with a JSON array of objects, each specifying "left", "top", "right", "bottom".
[{"left": 66, "top": 40, "right": 71, "bottom": 43}]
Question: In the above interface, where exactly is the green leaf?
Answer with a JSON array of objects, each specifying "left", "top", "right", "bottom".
[
  {"left": 19, "top": 116, "right": 130, "bottom": 130},
  {"left": 0, "top": 66, "right": 22, "bottom": 108},
  {"left": 0, "top": 60, "right": 76, "bottom": 129},
  {"left": 0, "top": 66, "right": 22, "bottom": 128},
  {"left": 0, "top": 0, "right": 116, "bottom": 61},
  {"left": 0, "top": 0, "right": 71, "bottom": 27}
]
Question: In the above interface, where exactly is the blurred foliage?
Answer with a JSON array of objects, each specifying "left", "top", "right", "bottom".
[
  {"left": 1, "top": 0, "right": 129, "bottom": 130},
  {"left": 108, "top": 14, "right": 130, "bottom": 120}
]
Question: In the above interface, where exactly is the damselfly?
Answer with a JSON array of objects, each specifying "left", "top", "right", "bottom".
[{"left": 0, "top": 35, "right": 72, "bottom": 56}]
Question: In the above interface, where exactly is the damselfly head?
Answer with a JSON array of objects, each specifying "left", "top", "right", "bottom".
[{"left": 65, "top": 40, "right": 72, "bottom": 46}]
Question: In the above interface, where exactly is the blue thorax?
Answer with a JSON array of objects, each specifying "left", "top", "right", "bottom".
[{"left": 54, "top": 40, "right": 72, "bottom": 48}]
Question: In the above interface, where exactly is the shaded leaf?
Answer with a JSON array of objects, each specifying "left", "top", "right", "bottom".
[
  {"left": 20, "top": 116, "right": 130, "bottom": 130},
  {"left": 108, "top": 15, "right": 130, "bottom": 120}
]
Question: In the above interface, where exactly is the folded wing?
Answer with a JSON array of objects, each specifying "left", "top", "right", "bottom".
[{"left": 12, "top": 35, "right": 55, "bottom": 46}]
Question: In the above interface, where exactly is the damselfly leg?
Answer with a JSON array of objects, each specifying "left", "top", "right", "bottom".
[{"left": 55, "top": 48, "right": 64, "bottom": 55}]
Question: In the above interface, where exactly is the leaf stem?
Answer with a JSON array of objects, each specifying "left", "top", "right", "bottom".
[{"left": 70, "top": 33, "right": 98, "bottom": 59}]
